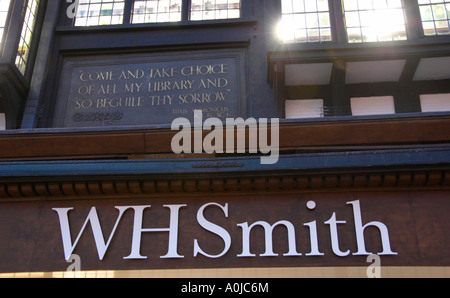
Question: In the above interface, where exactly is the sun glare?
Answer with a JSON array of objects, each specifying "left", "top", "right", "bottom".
[
  {"left": 344, "top": 0, "right": 407, "bottom": 43},
  {"left": 278, "top": 0, "right": 407, "bottom": 43}
]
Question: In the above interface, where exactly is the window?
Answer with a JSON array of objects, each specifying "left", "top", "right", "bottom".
[
  {"left": 278, "top": 0, "right": 332, "bottom": 43},
  {"left": 0, "top": 0, "right": 12, "bottom": 48},
  {"left": 350, "top": 96, "right": 396, "bottom": 116},
  {"left": 420, "top": 93, "right": 450, "bottom": 112},
  {"left": 132, "top": 0, "right": 182, "bottom": 23},
  {"left": 418, "top": 0, "right": 450, "bottom": 36},
  {"left": 343, "top": 0, "right": 407, "bottom": 43},
  {"left": 285, "top": 99, "right": 324, "bottom": 118},
  {"left": 278, "top": 0, "right": 409, "bottom": 44},
  {"left": 0, "top": 113, "right": 5, "bottom": 130},
  {"left": 73, "top": 0, "right": 241, "bottom": 26},
  {"left": 15, "top": 0, "right": 40, "bottom": 75},
  {"left": 74, "top": 0, "right": 125, "bottom": 26},
  {"left": 190, "top": 0, "right": 241, "bottom": 21}
]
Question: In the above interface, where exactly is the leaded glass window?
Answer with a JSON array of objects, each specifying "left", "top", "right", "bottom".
[
  {"left": 343, "top": 0, "right": 407, "bottom": 43},
  {"left": 278, "top": 0, "right": 332, "bottom": 43},
  {"left": 74, "top": 0, "right": 125, "bottom": 26},
  {"left": 418, "top": 0, "right": 450, "bottom": 36},
  {"left": 131, "top": 0, "right": 182, "bottom": 23},
  {"left": 16, "top": 0, "right": 40, "bottom": 75},
  {"left": 0, "top": 0, "right": 12, "bottom": 48},
  {"left": 190, "top": 0, "right": 240, "bottom": 21}
]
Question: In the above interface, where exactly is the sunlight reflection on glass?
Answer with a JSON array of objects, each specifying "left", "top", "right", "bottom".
[
  {"left": 278, "top": 0, "right": 331, "bottom": 43},
  {"left": 418, "top": 0, "right": 450, "bottom": 36},
  {"left": 343, "top": 0, "right": 407, "bottom": 43}
]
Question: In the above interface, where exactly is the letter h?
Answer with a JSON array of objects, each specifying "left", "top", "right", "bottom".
[
  {"left": 124, "top": 205, "right": 186, "bottom": 260},
  {"left": 347, "top": 200, "right": 398, "bottom": 256}
]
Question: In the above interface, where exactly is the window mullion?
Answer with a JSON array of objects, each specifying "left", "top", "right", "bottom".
[
  {"left": 182, "top": 0, "right": 189, "bottom": 21},
  {"left": 329, "top": 0, "right": 346, "bottom": 44},
  {"left": 123, "top": 0, "right": 133, "bottom": 24},
  {"left": 0, "top": 0, "right": 13, "bottom": 50},
  {"left": 403, "top": 0, "right": 423, "bottom": 40},
  {"left": 3, "top": 0, "right": 26, "bottom": 61}
]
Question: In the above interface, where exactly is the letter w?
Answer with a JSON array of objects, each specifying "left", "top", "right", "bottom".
[{"left": 53, "top": 207, "right": 129, "bottom": 261}]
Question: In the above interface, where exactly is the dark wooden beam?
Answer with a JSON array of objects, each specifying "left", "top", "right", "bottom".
[{"left": 0, "top": 115, "right": 448, "bottom": 160}]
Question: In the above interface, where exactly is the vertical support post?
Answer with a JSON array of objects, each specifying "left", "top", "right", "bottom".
[
  {"left": 123, "top": 0, "right": 133, "bottom": 24},
  {"left": 403, "top": 0, "right": 423, "bottom": 40},
  {"left": 274, "top": 62, "right": 286, "bottom": 118},
  {"left": 182, "top": 0, "right": 189, "bottom": 21},
  {"left": 329, "top": 60, "right": 350, "bottom": 116},
  {"left": 328, "top": 0, "right": 347, "bottom": 44},
  {"left": 21, "top": 0, "right": 61, "bottom": 128}
]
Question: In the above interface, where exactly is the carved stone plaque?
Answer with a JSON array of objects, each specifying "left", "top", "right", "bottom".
[{"left": 53, "top": 49, "right": 248, "bottom": 127}]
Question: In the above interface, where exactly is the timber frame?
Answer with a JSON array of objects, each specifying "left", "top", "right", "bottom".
[{"left": 1, "top": 114, "right": 449, "bottom": 201}]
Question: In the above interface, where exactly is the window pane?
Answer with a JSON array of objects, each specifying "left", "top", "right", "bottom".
[
  {"left": 131, "top": 0, "right": 182, "bottom": 24},
  {"left": 418, "top": 0, "right": 450, "bottom": 36},
  {"left": 420, "top": 93, "right": 450, "bottom": 112},
  {"left": 278, "top": 0, "right": 332, "bottom": 43},
  {"left": 343, "top": 0, "right": 407, "bottom": 43},
  {"left": 74, "top": 0, "right": 125, "bottom": 26},
  {"left": 351, "top": 96, "right": 396, "bottom": 116},
  {"left": 15, "top": 0, "right": 40, "bottom": 75},
  {"left": 285, "top": 99, "right": 325, "bottom": 119},
  {"left": 0, "top": 113, "right": 5, "bottom": 131},
  {"left": 0, "top": 0, "right": 12, "bottom": 49},
  {"left": 190, "top": 0, "right": 241, "bottom": 21}
]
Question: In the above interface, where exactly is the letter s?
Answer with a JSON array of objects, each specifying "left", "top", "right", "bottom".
[
  {"left": 75, "top": 100, "right": 82, "bottom": 110},
  {"left": 193, "top": 203, "right": 231, "bottom": 258}
]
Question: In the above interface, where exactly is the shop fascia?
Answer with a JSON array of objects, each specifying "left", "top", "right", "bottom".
[{"left": 53, "top": 200, "right": 398, "bottom": 261}]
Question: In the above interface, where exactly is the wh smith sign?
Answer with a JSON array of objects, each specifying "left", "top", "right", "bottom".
[{"left": 0, "top": 191, "right": 449, "bottom": 272}]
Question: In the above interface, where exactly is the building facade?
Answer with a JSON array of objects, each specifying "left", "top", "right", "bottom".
[{"left": 0, "top": 0, "right": 449, "bottom": 277}]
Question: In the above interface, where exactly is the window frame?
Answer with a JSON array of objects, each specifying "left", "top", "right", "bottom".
[
  {"left": 70, "top": 0, "right": 245, "bottom": 27},
  {"left": 73, "top": 0, "right": 127, "bottom": 27},
  {"left": 271, "top": 1, "right": 450, "bottom": 120},
  {"left": 277, "top": 0, "right": 450, "bottom": 46},
  {"left": 15, "top": 0, "right": 43, "bottom": 75},
  {"left": 342, "top": 0, "right": 408, "bottom": 43},
  {"left": 278, "top": 0, "right": 334, "bottom": 43},
  {"left": 0, "top": 0, "right": 46, "bottom": 80},
  {"left": 417, "top": 0, "right": 450, "bottom": 37},
  {"left": 276, "top": 55, "right": 450, "bottom": 120},
  {"left": 0, "top": 0, "right": 14, "bottom": 54},
  {"left": 15, "top": 0, "right": 46, "bottom": 79},
  {"left": 131, "top": 0, "right": 183, "bottom": 24}
]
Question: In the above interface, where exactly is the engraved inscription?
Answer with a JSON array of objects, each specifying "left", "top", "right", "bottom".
[{"left": 54, "top": 51, "right": 247, "bottom": 128}]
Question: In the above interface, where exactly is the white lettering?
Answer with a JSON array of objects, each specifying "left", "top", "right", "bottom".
[
  {"left": 52, "top": 200, "right": 397, "bottom": 262},
  {"left": 237, "top": 220, "right": 302, "bottom": 258},
  {"left": 194, "top": 203, "right": 231, "bottom": 258},
  {"left": 324, "top": 213, "right": 350, "bottom": 257},
  {"left": 348, "top": 200, "right": 398, "bottom": 256},
  {"left": 52, "top": 207, "right": 128, "bottom": 261},
  {"left": 124, "top": 205, "right": 186, "bottom": 260}
]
